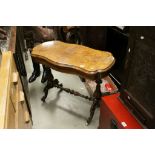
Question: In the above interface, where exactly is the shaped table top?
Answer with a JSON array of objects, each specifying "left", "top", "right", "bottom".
[{"left": 32, "top": 41, "right": 115, "bottom": 80}]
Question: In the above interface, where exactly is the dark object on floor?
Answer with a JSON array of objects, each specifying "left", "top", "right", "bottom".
[
  {"left": 28, "top": 60, "right": 51, "bottom": 83},
  {"left": 29, "top": 70, "right": 40, "bottom": 83}
]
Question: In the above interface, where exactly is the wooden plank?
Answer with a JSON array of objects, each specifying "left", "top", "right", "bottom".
[
  {"left": 15, "top": 79, "right": 25, "bottom": 129},
  {"left": 5, "top": 96, "right": 16, "bottom": 129},
  {"left": 10, "top": 59, "right": 18, "bottom": 110},
  {"left": 0, "top": 51, "right": 32, "bottom": 129},
  {"left": 0, "top": 51, "right": 12, "bottom": 128},
  {"left": 15, "top": 77, "right": 32, "bottom": 129}
]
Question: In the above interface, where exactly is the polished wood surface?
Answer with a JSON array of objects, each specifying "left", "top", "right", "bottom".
[{"left": 32, "top": 41, "right": 115, "bottom": 79}]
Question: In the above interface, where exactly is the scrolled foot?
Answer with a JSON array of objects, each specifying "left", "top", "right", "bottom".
[{"left": 86, "top": 117, "right": 92, "bottom": 126}]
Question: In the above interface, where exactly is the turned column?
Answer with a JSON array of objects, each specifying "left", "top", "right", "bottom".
[{"left": 86, "top": 75, "right": 102, "bottom": 125}]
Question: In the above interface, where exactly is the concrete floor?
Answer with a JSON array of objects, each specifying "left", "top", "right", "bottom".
[{"left": 25, "top": 52, "right": 99, "bottom": 129}]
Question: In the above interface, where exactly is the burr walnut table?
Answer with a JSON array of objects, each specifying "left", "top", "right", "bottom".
[{"left": 32, "top": 41, "right": 115, "bottom": 125}]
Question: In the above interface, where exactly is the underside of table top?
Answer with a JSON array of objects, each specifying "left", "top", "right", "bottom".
[{"left": 32, "top": 41, "right": 115, "bottom": 80}]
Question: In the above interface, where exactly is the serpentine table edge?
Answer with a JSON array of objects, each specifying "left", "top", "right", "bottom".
[
  {"left": 32, "top": 41, "right": 115, "bottom": 80},
  {"left": 31, "top": 41, "right": 115, "bottom": 125}
]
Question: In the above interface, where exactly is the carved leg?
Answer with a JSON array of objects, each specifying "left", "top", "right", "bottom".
[
  {"left": 41, "top": 70, "right": 63, "bottom": 102},
  {"left": 41, "top": 69, "right": 54, "bottom": 102},
  {"left": 41, "top": 81, "right": 53, "bottom": 102},
  {"left": 86, "top": 78, "right": 102, "bottom": 125}
]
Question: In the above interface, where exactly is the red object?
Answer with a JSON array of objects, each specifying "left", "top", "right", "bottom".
[
  {"left": 105, "top": 83, "right": 113, "bottom": 92},
  {"left": 99, "top": 93, "right": 143, "bottom": 129}
]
